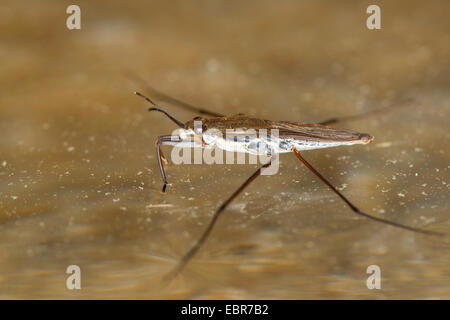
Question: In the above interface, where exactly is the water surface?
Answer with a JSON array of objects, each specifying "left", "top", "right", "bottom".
[{"left": 0, "top": 0, "right": 449, "bottom": 299}]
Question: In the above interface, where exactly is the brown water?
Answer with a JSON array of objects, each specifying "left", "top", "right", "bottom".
[{"left": 0, "top": 0, "right": 449, "bottom": 299}]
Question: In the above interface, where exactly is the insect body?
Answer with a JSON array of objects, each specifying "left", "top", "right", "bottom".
[{"left": 184, "top": 114, "right": 373, "bottom": 153}]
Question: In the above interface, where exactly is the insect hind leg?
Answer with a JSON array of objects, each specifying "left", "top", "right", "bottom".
[{"left": 291, "top": 147, "right": 442, "bottom": 236}]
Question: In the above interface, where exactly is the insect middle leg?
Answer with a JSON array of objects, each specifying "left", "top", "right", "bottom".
[
  {"left": 164, "top": 156, "right": 276, "bottom": 280},
  {"left": 317, "top": 98, "right": 414, "bottom": 125}
]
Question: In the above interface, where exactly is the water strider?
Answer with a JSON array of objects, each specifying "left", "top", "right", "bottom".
[{"left": 133, "top": 86, "right": 443, "bottom": 280}]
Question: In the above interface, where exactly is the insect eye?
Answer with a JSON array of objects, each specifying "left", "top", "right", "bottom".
[{"left": 194, "top": 125, "right": 207, "bottom": 134}]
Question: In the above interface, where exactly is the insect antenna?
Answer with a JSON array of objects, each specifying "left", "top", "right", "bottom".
[
  {"left": 127, "top": 71, "right": 224, "bottom": 117},
  {"left": 134, "top": 91, "right": 185, "bottom": 128}
]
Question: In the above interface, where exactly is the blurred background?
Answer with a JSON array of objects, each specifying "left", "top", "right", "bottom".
[{"left": 0, "top": 0, "right": 449, "bottom": 299}]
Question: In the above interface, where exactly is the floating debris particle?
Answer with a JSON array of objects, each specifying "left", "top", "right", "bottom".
[{"left": 146, "top": 204, "right": 174, "bottom": 208}]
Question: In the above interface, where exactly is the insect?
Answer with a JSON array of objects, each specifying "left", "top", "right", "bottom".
[{"left": 133, "top": 84, "right": 442, "bottom": 280}]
